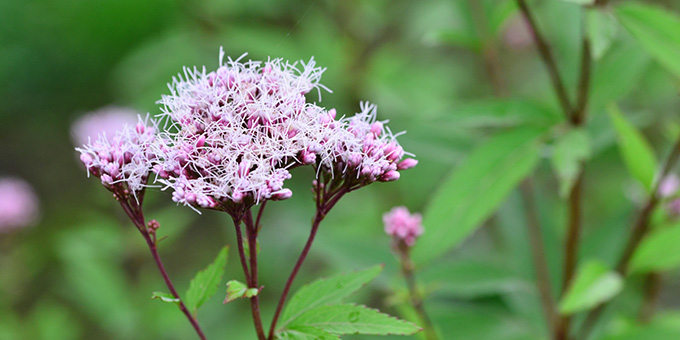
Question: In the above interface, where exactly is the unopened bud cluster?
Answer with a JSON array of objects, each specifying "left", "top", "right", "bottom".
[{"left": 383, "top": 206, "right": 423, "bottom": 247}]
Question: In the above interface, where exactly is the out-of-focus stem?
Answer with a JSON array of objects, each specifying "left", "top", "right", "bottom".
[
  {"left": 520, "top": 179, "right": 558, "bottom": 337},
  {"left": 638, "top": 272, "right": 662, "bottom": 322},
  {"left": 397, "top": 245, "right": 438, "bottom": 340},
  {"left": 577, "top": 137, "right": 680, "bottom": 340}
]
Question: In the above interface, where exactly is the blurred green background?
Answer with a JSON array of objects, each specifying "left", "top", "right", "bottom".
[{"left": 1, "top": 0, "right": 680, "bottom": 339}]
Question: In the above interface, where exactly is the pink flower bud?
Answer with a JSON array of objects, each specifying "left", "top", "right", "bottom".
[
  {"left": 659, "top": 175, "right": 679, "bottom": 198},
  {"left": 271, "top": 189, "right": 293, "bottom": 200},
  {"left": 397, "top": 158, "right": 418, "bottom": 170},
  {"left": 379, "top": 170, "right": 400, "bottom": 182},
  {"left": 370, "top": 122, "right": 383, "bottom": 136},
  {"left": 383, "top": 206, "right": 423, "bottom": 247}
]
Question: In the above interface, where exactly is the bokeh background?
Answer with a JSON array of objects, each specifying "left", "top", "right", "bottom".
[{"left": 2, "top": 0, "right": 680, "bottom": 339}]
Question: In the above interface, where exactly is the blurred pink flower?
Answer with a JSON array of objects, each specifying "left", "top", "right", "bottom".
[
  {"left": 383, "top": 206, "right": 423, "bottom": 247},
  {"left": 658, "top": 174, "right": 679, "bottom": 198},
  {"left": 0, "top": 177, "right": 39, "bottom": 232},
  {"left": 669, "top": 199, "right": 680, "bottom": 218},
  {"left": 502, "top": 15, "right": 534, "bottom": 50},
  {"left": 71, "top": 106, "right": 139, "bottom": 146}
]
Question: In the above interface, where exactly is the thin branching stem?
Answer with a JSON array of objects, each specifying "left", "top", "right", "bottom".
[
  {"left": 244, "top": 211, "right": 267, "bottom": 340},
  {"left": 397, "top": 245, "right": 439, "bottom": 340}
]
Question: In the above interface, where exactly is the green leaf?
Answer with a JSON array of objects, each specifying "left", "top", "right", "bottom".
[
  {"left": 608, "top": 104, "right": 658, "bottom": 192},
  {"left": 586, "top": 8, "right": 619, "bottom": 60},
  {"left": 279, "top": 265, "right": 383, "bottom": 329},
  {"left": 589, "top": 43, "right": 649, "bottom": 111},
  {"left": 615, "top": 2, "right": 680, "bottom": 79},
  {"left": 223, "top": 280, "right": 259, "bottom": 304},
  {"left": 630, "top": 223, "right": 680, "bottom": 273},
  {"left": 435, "top": 98, "right": 562, "bottom": 128},
  {"left": 559, "top": 260, "right": 623, "bottom": 315},
  {"left": 560, "top": 0, "right": 594, "bottom": 6},
  {"left": 185, "top": 246, "right": 229, "bottom": 314},
  {"left": 412, "top": 127, "right": 545, "bottom": 264},
  {"left": 151, "top": 291, "right": 179, "bottom": 304},
  {"left": 277, "top": 326, "right": 340, "bottom": 340},
  {"left": 551, "top": 128, "right": 592, "bottom": 197},
  {"left": 288, "top": 304, "right": 421, "bottom": 336},
  {"left": 420, "top": 259, "right": 526, "bottom": 298}
]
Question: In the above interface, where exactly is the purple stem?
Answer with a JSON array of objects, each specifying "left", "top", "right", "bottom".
[{"left": 118, "top": 200, "right": 207, "bottom": 340}]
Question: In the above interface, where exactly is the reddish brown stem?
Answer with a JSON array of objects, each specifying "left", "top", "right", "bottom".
[
  {"left": 267, "top": 187, "right": 349, "bottom": 339},
  {"left": 118, "top": 200, "right": 207, "bottom": 340},
  {"left": 244, "top": 211, "right": 266, "bottom": 340}
]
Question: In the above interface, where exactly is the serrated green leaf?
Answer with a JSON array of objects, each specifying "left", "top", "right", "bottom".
[
  {"left": 608, "top": 104, "right": 658, "bottom": 192},
  {"left": 587, "top": 8, "right": 619, "bottom": 60},
  {"left": 279, "top": 265, "right": 383, "bottom": 329},
  {"left": 615, "top": 2, "right": 680, "bottom": 80},
  {"left": 552, "top": 128, "right": 592, "bottom": 197},
  {"left": 277, "top": 326, "right": 340, "bottom": 340},
  {"left": 151, "top": 291, "right": 180, "bottom": 304},
  {"left": 559, "top": 260, "right": 623, "bottom": 314},
  {"left": 412, "top": 127, "right": 545, "bottom": 264},
  {"left": 630, "top": 223, "right": 680, "bottom": 273},
  {"left": 288, "top": 304, "right": 421, "bottom": 336},
  {"left": 185, "top": 246, "right": 228, "bottom": 314},
  {"left": 223, "top": 280, "right": 259, "bottom": 304}
]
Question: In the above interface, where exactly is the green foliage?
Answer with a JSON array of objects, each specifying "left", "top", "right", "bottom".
[
  {"left": 151, "top": 292, "right": 179, "bottom": 304},
  {"left": 412, "top": 127, "right": 545, "bottom": 264},
  {"left": 551, "top": 128, "right": 592, "bottom": 197},
  {"left": 223, "top": 280, "right": 259, "bottom": 304},
  {"left": 586, "top": 8, "right": 619, "bottom": 60},
  {"left": 559, "top": 260, "right": 623, "bottom": 315},
  {"left": 287, "top": 304, "right": 421, "bottom": 336},
  {"left": 185, "top": 246, "right": 229, "bottom": 315},
  {"left": 608, "top": 104, "right": 658, "bottom": 192},
  {"left": 630, "top": 222, "right": 680, "bottom": 273},
  {"left": 615, "top": 2, "right": 680, "bottom": 80},
  {"left": 277, "top": 266, "right": 418, "bottom": 338},
  {"left": 279, "top": 265, "right": 383, "bottom": 329}
]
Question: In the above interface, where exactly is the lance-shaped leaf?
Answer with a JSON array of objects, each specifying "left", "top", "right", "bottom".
[
  {"left": 630, "top": 223, "right": 680, "bottom": 274},
  {"left": 151, "top": 291, "right": 179, "bottom": 304},
  {"left": 277, "top": 326, "right": 340, "bottom": 340},
  {"left": 279, "top": 265, "right": 383, "bottom": 330},
  {"left": 412, "top": 127, "right": 545, "bottom": 264},
  {"left": 615, "top": 2, "right": 680, "bottom": 80},
  {"left": 185, "top": 246, "right": 229, "bottom": 314},
  {"left": 559, "top": 260, "right": 623, "bottom": 315},
  {"left": 586, "top": 8, "right": 619, "bottom": 60},
  {"left": 223, "top": 280, "right": 259, "bottom": 304},
  {"left": 608, "top": 104, "right": 657, "bottom": 192},
  {"left": 288, "top": 304, "right": 421, "bottom": 336},
  {"left": 552, "top": 128, "right": 592, "bottom": 197}
]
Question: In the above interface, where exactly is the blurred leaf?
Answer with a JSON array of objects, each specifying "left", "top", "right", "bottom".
[
  {"left": 29, "top": 301, "right": 81, "bottom": 340},
  {"left": 608, "top": 104, "right": 658, "bottom": 192},
  {"left": 420, "top": 259, "right": 526, "bottom": 298},
  {"left": 602, "top": 312, "right": 680, "bottom": 339},
  {"left": 412, "top": 127, "right": 546, "bottom": 264},
  {"left": 589, "top": 42, "right": 649, "bottom": 111},
  {"left": 587, "top": 9, "right": 619, "bottom": 60},
  {"left": 438, "top": 98, "right": 562, "bottom": 128},
  {"left": 559, "top": 260, "right": 623, "bottom": 314},
  {"left": 615, "top": 2, "right": 680, "bottom": 80},
  {"left": 185, "top": 246, "right": 229, "bottom": 314},
  {"left": 279, "top": 265, "right": 383, "bottom": 329},
  {"left": 429, "top": 29, "right": 481, "bottom": 50},
  {"left": 223, "top": 280, "right": 259, "bottom": 304},
  {"left": 151, "top": 292, "right": 179, "bottom": 304},
  {"left": 488, "top": 0, "right": 518, "bottom": 36},
  {"left": 630, "top": 222, "right": 680, "bottom": 273},
  {"left": 551, "top": 128, "right": 592, "bottom": 197},
  {"left": 560, "top": 0, "right": 595, "bottom": 5},
  {"left": 277, "top": 326, "right": 340, "bottom": 340},
  {"left": 287, "top": 304, "right": 421, "bottom": 336}
]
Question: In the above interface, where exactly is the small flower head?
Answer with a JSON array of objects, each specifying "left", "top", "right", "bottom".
[
  {"left": 315, "top": 103, "right": 417, "bottom": 186},
  {"left": 76, "top": 116, "right": 157, "bottom": 196},
  {"left": 659, "top": 174, "right": 679, "bottom": 198},
  {"left": 71, "top": 106, "right": 139, "bottom": 146},
  {"left": 383, "top": 206, "right": 423, "bottom": 247},
  {"left": 152, "top": 49, "right": 330, "bottom": 210},
  {"left": 0, "top": 177, "right": 39, "bottom": 232}
]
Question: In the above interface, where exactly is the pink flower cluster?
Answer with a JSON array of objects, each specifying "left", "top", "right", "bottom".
[
  {"left": 76, "top": 49, "right": 417, "bottom": 211},
  {"left": 0, "top": 177, "right": 39, "bottom": 232},
  {"left": 383, "top": 206, "right": 423, "bottom": 247},
  {"left": 659, "top": 175, "right": 680, "bottom": 217},
  {"left": 77, "top": 117, "right": 156, "bottom": 194}
]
